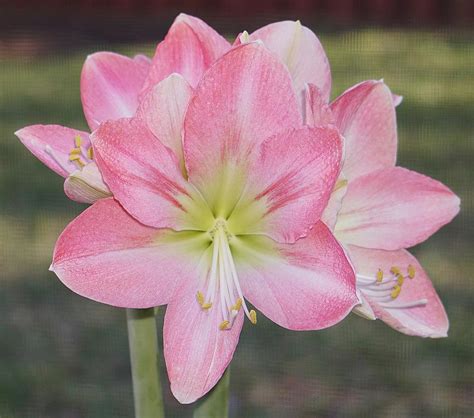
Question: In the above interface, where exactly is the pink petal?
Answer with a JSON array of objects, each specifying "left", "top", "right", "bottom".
[
  {"left": 392, "top": 93, "right": 403, "bottom": 107},
  {"left": 15, "top": 125, "right": 90, "bottom": 177},
  {"left": 91, "top": 117, "right": 209, "bottom": 230},
  {"left": 335, "top": 167, "right": 460, "bottom": 250},
  {"left": 183, "top": 42, "right": 302, "bottom": 212},
  {"left": 164, "top": 282, "right": 243, "bottom": 404},
  {"left": 63, "top": 162, "right": 112, "bottom": 204},
  {"left": 51, "top": 198, "right": 205, "bottom": 308},
  {"left": 330, "top": 80, "right": 397, "bottom": 181},
  {"left": 137, "top": 73, "right": 193, "bottom": 173},
  {"left": 228, "top": 126, "right": 343, "bottom": 243},
  {"left": 81, "top": 52, "right": 150, "bottom": 130},
  {"left": 348, "top": 245, "right": 449, "bottom": 337},
  {"left": 238, "top": 222, "right": 357, "bottom": 330},
  {"left": 321, "top": 177, "right": 348, "bottom": 232},
  {"left": 304, "top": 83, "right": 335, "bottom": 127},
  {"left": 143, "top": 13, "right": 230, "bottom": 90},
  {"left": 248, "top": 21, "right": 331, "bottom": 103}
]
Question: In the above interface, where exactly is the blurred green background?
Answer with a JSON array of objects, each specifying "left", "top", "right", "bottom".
[{"left": 0, "top": 22, "right": 473, "bottom": 418}]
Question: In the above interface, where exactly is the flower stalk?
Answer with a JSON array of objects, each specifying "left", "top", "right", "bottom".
[
  {"left": 127, "top": 308, "right": 165, "bottom": 418},
  {"left": 193, "top": 368, "right": 230, "bottom": 418}
]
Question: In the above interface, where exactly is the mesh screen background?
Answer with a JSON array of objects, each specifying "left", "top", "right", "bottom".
[{"left": 0, "top": 10, "right": 472, "bottom": 418}]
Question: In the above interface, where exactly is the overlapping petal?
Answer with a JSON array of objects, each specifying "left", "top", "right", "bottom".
[
  {"left": 228, "top": 126, "right": 343, "bottom": 243},
  {"left": 304, "top": 83, "right": 335, "bottom": 127},
  {"left": 164, "top": 281, "right": 243, "bottom": 404},
  {"left": 348, "top": 245, "right": 449, "bottom": 337},
  {"left": 81, "top": 52, "right": 150, "bottom": 130},
  {"left": 63, "top": 162, "right": 112, "bottom": 204},
  {"left": 330, "top": 80, "right": 397, "bottom": 181},
  {"left": 247, "top": 21, "right": 331, "bottom": 103},
  {"left": 143, "top": 13, "right": 230, "bottom": 90},
  {"left": 183, "top": 42, "right": 302, "bottom": 215},
  {"left": 91, "top": 117, "right": 212, "bottom": 231},
  {"left": 137, "top": 73, "right": 193, "bottom": 173},
  {"left": 51, "top": 198, "right": 208, "bottom": 308},
  {"left": 15, "top": 124, "right": 90, "bottom": 177},
  {"left": 236, "top": 222, "right": 357, "bottom": 330},
  {"left": 335, "top": 167, "right": 461, "bottom": 250}
]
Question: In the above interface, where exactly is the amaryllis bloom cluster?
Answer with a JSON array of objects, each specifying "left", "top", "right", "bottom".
[{"left": 14, "top": 13, "right": 460, "bottom": 404}]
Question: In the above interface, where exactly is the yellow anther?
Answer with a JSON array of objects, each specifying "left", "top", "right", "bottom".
[
  {"left": 69, "top": 148, "right": 81, "bottom": 155},
  {"left": 196, "top": 291, "right": 204, "bottom": 306},
  {"left": 219, "top": 320, "right": 230, "bottom": 330},
  {"left": 397, "top": 274, "right": 405, "bottom": 286},
  {"left": 376, "top": 269, "right": 384, "bottom": 283},
  {"left": 202, "top": 302, "right": 212, "bottom": 310},
  {"left": 249, "top": 310, "right": 257, "bottom": 325},
  {"left": 76, "top": 159, "right": 85, "bottom": 168},
  {"left": 69, "top": 154, "right": 81, "bottom": 162},
  {"left": 74, "top": 135, "right": 82, "bottom": 147},
  {"left": 231, "top": 298, "right": 242, "bottom": 312},
  {"left": 87, "top": 147, "right": 94, "bottom": 160},
  {"left": 390, "top": 266, "right": 401, "bottom": 276},
  {"left": 334, "top": 179, "right": 348, "bottom": 192},
  {"left": 391, "top": 285, "right": 402, "bottom": 299},
  {"left": 407, "top": 264, "right": 416, "bottom": 279}
]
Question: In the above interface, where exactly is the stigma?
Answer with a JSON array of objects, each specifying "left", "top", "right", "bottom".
[
  {"left": 196, "top": 219, "right": 256, "bottom": 330},
  {"left": 356, "top": 264, "right": 427, "bottom": 309}
]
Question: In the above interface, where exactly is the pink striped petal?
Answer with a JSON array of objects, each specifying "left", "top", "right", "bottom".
[
  {"left": 248, "top": 21, "right": 331, "bottom": 103},
  {"left": 92, "top": 117, "right": 210, "bottom": 230},
  {"left": 304, "top": 83, "right": 335, "bottom": 127},
  {"left": 63, "top": 162, "right": 111, "bottom": 204},
  {"left": 228, "top": 126, "right": 343, "bottom": 243},
  {"left": 348, "top": 245, "right": 449, "bottom": 337},
  {"left": 164, "top": 282, "right": 243, "bottom": 404},
  {"left": 183, "top": 42, "right": 302, "bottom": 214},
  {"left": 143, "top": 13, "right": 230, "bottom": 90},
  {"left": 15, "top": 125, "right": 90, "bottom": 177},
  {"left": 237, "top": 222, "right": 357, "bottom": 330},
  {"left": 51, "top": 198, "right": 206, "bottom": 308},
  {"left": 81, "top": 52, "right": 150, "bottom": 130},
  {"left": 137, "top": 73, "right": 192, "bottom": 173},
  {"left": 335, "top": 167, "right": 460, "bottom": 250},
  {"left": 330, "top": 80, "right": 397, "bottom": 181}
]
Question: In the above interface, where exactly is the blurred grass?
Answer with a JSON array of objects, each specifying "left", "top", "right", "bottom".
[{"left": 0, "top": 28, "right": 473, "bottom": 417}]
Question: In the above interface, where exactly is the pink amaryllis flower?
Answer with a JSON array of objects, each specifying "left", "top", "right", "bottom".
[
  {"left": 15, "top": 52, "right": 151, "bottom": 203},
  {"left": 306, "top": 80, "right": 460, "bottom": 337},
  {"left": 51, "top": 43, "right": 358, "bottom": 403}
]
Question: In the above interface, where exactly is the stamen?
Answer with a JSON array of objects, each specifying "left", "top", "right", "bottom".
[
  {"left": 249, "top": 310, "right": 257, "bottom": 324},
  {"left": 390, "top": 285, "right": 402, "bottom": 299},
  {"left": 196, "top": 290, "right": 204, "bottom": 306},
  {"left": 87, "top": 147, "right": 94, "bottom": 160},
  {"left": 390, "top": 266, "right": 401, "bottom": 276},
  {"left": 376, "top": 269, "right": 384, "bottom": 283},
  {"left": 408, "top": 264, "right": 416, "bottom": 279},
  {"left": 396, "top": 274, "right": 405, "bottom": 286},
  {"left": 74, "top": 135, "right": 83, "bottom": 147},
  {"left": 219, "top": 320, "right": 230, "bottom": 330}
]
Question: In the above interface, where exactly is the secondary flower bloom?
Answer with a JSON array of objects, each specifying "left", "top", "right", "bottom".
[
  {"left": 51, "top": 43, "right": 358, "bottom": 402},
  {"left": 306, "top": 80, "right": 460, "bottom": 337},
  {"left": 15, "top": 52, "right": 151, "bottom": 203}
]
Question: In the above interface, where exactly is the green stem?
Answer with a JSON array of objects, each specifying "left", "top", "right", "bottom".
[
  {"left": 126, "top": 308, "right": 165, "bottom": 418},
  {"left": 193, "top": 368, "right": 230, "bottom": 418}
]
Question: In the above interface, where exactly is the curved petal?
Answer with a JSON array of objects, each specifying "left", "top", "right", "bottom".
[
  {"left": 304, "top": 83, "right": 335, "bottom": 127},
  {"left": 348, "top": 245, "right": 449, "bottom": 337},
  {"left": 335, "top": 167, "right": 461, "bottom": 250},
  {"left": 51, "top": 198, "right": 208, "bottom": 308},
  {"left": 248, "top": 21, "right": 331, "bottom": 103},
  {"left": 228, "top": 126, "right": 343, "bottom": 243},
  {"left": 64, "top": 162, "right": 112, "bottom": 204},
  {"left": 81, "top": 52, "right": 150, "bottom": 130},
  {"left": 137, "top": 73, "right": 193, "bottom": 174},
  {"left": 91, "top": 117, "right": 212, "bottom": 230},
  {"left": 330, "top": 80, "right": 397, "bottom": 181},
  {"left": 321, "top": 177, "right": 348, "bottom": 232},
  {"left": 164, "top": 282, "right": 243, "bottom": 404},
  {"left": 143, "top": 13, "right": 230, "bottom": 90},
  {"left": 235, "top": 222, "right": 357, "bottom": 331},
  {"left": 15, "top": 125, "right": 90, "bottom": 177},
  {"left": 183, "top": 42, "right": 302, "bottom": 215}
]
